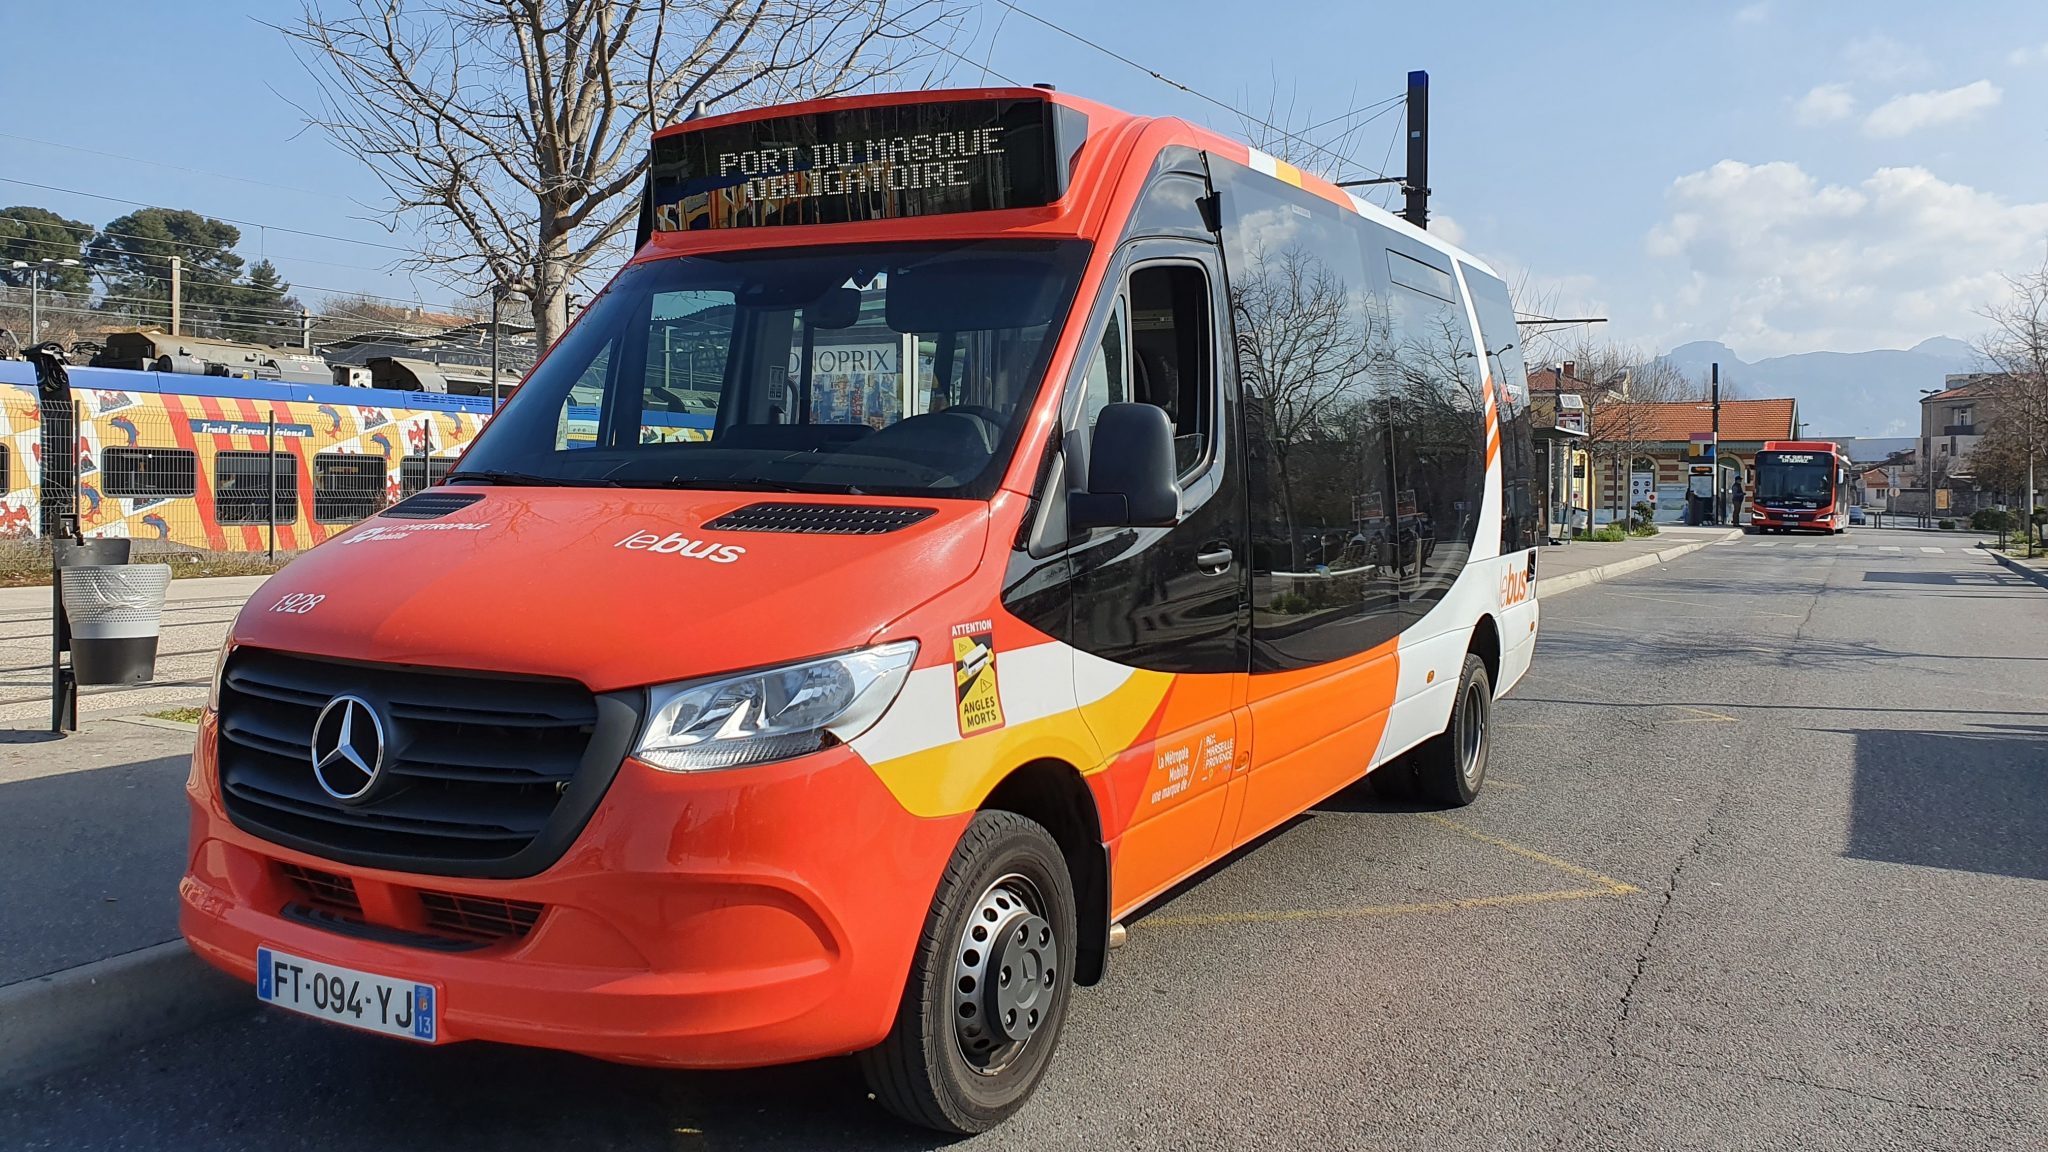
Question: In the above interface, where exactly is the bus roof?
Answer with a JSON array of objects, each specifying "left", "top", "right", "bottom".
[
  {"left": 638, "top": 86, "right": 1497, "bottom": 279},
  {"left": 1761, "top": 440, "right": 1843, "bottom": 453}
]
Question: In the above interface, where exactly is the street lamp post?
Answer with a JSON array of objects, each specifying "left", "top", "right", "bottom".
[
  {"left": 489, "top": 285, "right": 506, "bottom": 411},
  {"left": 9, "top": 258, "right": 80, "bottom": 346},
  {"left": 1918, "top": 386, "right": 1943, "bottom": 529}
]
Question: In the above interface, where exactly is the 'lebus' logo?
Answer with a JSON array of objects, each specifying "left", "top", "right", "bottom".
[{"left": 311, "top": 695, "right": 387, "bottom": 803}]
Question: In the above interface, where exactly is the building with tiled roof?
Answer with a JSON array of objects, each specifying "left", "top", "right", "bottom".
[
  {"left": 1590, "top": 397, "right": 1798, "bottom": 443},
  {"left": 1582, "top": 396, "right": 1800, "bottom": 524}
]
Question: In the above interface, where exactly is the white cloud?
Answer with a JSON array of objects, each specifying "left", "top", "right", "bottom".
[
  {"left": 1842, "top": 33, "right": 1927, "bottom": 82},
  {"left": 1642, "top": 159, "right": 2048, "bottom": 357},
  {"left": 1862, "top": 80, "right": 2001, "bottom": 137},
  {"left": 2009, "top": 41, "right": 2048, "bottom": 66},
  {"left": 1734, "top": 3, "right": 1770, "bottom": 25},
  {"left": 1431, "top": 213, "right": 1468, "bottom": 247},
  {"left": 1793, "top": 84, "right": 1856, "bottom": 126}
]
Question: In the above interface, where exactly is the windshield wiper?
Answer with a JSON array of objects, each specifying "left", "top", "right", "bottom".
[{"left": 449, "top": 469, "right": 619, "bottom": 488}]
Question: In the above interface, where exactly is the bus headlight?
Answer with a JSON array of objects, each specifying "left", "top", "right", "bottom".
[
  {"left": 634, "top": 641, "right": 919, "bottom": 772},
  {"left": 206, "top": 638, "right": 236, "bottom": 712}
]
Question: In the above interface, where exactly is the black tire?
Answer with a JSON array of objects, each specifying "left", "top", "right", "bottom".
[
  {"left": 860, "top": 810, "right": 1077, "bottom": 1135},
  {"left": 1408, "top": 653, "right": 1492, "bottom": 807}
]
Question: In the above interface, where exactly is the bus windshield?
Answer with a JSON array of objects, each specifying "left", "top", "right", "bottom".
[
  {"left": 456, "top": 239, "right": 1087, "bottom": 497},
  {"left": 1755, "top": 453, "right": 1834, "bottom": 501}
]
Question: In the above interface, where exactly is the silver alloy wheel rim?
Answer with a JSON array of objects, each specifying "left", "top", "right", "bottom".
[
  {"left": 950, "top": 872, "right": 1055, "bottom": 1077},
  {"left": 1460, "top": 681, "right": 1487, "bottom": 786}
]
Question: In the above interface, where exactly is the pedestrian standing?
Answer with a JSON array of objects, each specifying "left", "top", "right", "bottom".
[{"left": 1730, "top": 471, "right": 1746, "bottom": 526}]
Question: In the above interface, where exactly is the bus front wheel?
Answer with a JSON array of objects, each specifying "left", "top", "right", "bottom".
[{"left": 860, "top": 810, "right": 1077, "bottom": 1135}]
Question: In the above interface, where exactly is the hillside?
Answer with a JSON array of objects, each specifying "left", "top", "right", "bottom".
[{"left": 1656, "top": 337, "right": 1978, "bottom": 438}]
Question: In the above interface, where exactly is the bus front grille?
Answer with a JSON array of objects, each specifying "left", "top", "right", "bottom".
[{"left": 216, "top": 648, "right": 637, "bottom": 879}]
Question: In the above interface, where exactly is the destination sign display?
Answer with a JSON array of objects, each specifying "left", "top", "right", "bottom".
[
  {"left": 646, "top": 98, "right": 1076, "bottom": 232},
  {"left": 1766, "top": 453, "right": 1817, "bottom": 464}
]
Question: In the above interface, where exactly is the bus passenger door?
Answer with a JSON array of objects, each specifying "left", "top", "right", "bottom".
[{"left": 1063, "top": 241, "right": 1247, "bottom": 916}]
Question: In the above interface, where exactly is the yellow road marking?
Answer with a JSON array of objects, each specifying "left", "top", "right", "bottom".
[
  {"left": 1601, "top": 591, "right": 1704, "bottom": 608},
  {"left": 1419, "top": 813, "right": 1638, "bottom": 893},
  {"left": 1658, "top": 705, "right": 1740, "bottom": 724},
  {"left": 1144, "top": 812, "right": 1636, "bottom": 929},
  {"left": 1146, "top": 886, "right": 1628, "bottom": 928}
]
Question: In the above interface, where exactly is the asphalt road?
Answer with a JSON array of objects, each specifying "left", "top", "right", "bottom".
[{"left": 5, "top": 525, "right": 2043, "bottom": 1150}]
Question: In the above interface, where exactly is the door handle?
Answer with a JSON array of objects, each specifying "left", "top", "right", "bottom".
[{"left": 1196, "top": 547, "right": 1234, "bottom": 573}]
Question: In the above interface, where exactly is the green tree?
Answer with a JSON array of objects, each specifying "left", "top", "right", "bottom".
[
  {"left": 86, "top": 207, "right": 246, "bottom": 333},
  {"left": 225, "top": 259, "right": 305, "bottom": 345},
  {"left": 0, "top": 206, "right": 93, "bottom": 292}
]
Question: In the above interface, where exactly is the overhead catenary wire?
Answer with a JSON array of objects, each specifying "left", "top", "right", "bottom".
[
  {"left": 2, "top": 227, "right": 398, "bottom": 277},
  {"left": 0, "top": 132, "right": 356, "bottom": 202},
  {"left": 987, "top": 0, "right": 1389, "bottom": 180},
  {"left": 1370, "top": 107, "right": 1406, "bottom": 211},
  {"left": 0, "top": 277, "right": 474, "bottom": 319},
  {"left": 0, "top": 176, "right": 412, "bottom": 253},
  {"left": 887, "top": 10, "right": 1023, "bottom": 86}
]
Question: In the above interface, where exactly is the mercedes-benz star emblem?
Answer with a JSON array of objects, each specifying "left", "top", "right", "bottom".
[{"left": 311, "top": 695, "right": 386, "bottom": 802}]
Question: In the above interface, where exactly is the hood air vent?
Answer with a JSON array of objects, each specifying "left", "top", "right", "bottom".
[
  {"left": 703, "top": 502, "right": 937, "bottom": 535},
  {"left": 382, "top": 491, "right": 484, "bottom": 520}
]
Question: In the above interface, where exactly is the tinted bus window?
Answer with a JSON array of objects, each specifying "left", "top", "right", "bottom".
[
  {"left": 1381, "top": 237, "right": 1484, "bottom": 612},
  {"left": 1215, "top": 159, "right": 1403, "bottom": 669},
  {"left": 1464, "top": 267, "right": 1539, "bottom": 551}
]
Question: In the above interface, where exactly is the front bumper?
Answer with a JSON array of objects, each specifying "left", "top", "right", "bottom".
[
  {"left": 1750, "top": 508, "right": 1826, "bottom": 530},
  {"left": 179, "top": 712, "right": 968, "bottom": 1068}
]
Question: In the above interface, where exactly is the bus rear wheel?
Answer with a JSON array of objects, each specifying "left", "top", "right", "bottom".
[
  {"left": 1410, "top": 653, "right": 1493, "bottom": 806},
  {"left": 860, "top": 810, "right": 1077, "bottom": 1134}
]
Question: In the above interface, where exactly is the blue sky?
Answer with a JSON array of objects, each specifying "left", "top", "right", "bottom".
[{"left": 5, "top": 0, "right": 2046, "bottom": 359}]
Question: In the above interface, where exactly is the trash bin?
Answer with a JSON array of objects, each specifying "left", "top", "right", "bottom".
[{"left": 60, "top": 564, "right": 172, "bottom": 685}]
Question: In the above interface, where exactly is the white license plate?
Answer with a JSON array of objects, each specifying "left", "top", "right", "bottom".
[{"left": 256, "top": 946, "right": 439, "bottom": 1042}]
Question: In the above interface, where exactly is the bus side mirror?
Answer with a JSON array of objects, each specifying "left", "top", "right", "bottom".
[{"left": 1068, "top": 403, "right": 1182, "bottom": 530}]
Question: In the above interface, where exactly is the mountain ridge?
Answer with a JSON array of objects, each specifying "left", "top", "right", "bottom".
[{"left": 1652, "top": 338, "right": 1980, "bottom": 437}]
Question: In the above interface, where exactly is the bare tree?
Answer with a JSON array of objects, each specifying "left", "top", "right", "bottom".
[
  {"left": 285, "top": 0, "right": 954, "bottom": 349},
  {"left": 1542, "top": 338, "right": 1689, "bottom": 525},
  {"left": 1974, "top": 253, "right": 2048, "bottom": 551}
]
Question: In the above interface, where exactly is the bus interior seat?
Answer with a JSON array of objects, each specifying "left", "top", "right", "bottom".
[
  {"left": 1134, "top": 346, "right": 1205, "bottom": 468},
  {"left": 857, "top": 410, "right": 998, "bottom": 476}
]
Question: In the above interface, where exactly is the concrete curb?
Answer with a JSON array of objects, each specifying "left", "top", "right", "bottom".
[
  {"left": 107, "top": 714, "right": 202, "bottom": 734},
  {"left": 1537, "top": 531, "right": 1738, "bottom": 600},
  {"left": 1981, "top": 545, "right": 2048, "bottom": 591},
  {"left": 0, "top": 940, "right": 251, "bottom": 1090}
]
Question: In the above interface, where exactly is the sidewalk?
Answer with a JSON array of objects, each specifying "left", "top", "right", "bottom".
[
  {"left": 1537, "top": 526, "right": 1738, "bottom": 599},
  {"left": 1981, "top": 544, "right": 2048, "bottom": 591},
  {"left": 0, "top": 722, "right": 196, "bottom": 983},
  {"left": 0, "top": 573, "right": 272, "bottom": 1087},
  {"left": 0, "top": 716, "right": 247, "bottom": 1088}
]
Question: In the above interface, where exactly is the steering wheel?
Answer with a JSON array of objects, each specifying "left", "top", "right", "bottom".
[{"left": 939, "top": 404, "right": 1006, "bottom": 447}]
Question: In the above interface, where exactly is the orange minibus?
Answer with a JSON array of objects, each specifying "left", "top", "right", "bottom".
[{"left": 180, "top": 86, "right": 1542, "bottom": 1133}]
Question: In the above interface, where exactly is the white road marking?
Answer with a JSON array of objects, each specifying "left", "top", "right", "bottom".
[
  {"left": 1835, "top": 544, "right": 1857, "bottom": 550},
  {"left": 1920, "top": 547, "right": 1943, "bottom": 553},
  {"left": 1753, "top": 541, "right": 1776, "bottom": 547},
  {"left": 1795, "top": 543, "right": 1817, "bottom": 549},
  {"left": 1880, "top": 545, "right": 1901, "bottom": 552}
]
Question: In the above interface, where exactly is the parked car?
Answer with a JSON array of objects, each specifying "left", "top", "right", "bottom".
[{"left": 1849, "top": 506, "right": 1867, "bottom": 525}]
